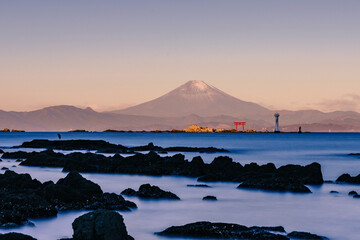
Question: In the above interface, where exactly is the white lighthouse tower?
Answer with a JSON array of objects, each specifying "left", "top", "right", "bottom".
[{"left": 274, "top": 113, "right": 280, "bottom": 133}]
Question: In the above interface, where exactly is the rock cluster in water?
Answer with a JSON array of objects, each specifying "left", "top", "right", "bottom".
[
  {"left": 336, "top": 173, "right": 360, "bottom": 184},
  {"left": 3, "top": 148, "right": 323, "bottom": 193},
  {"left": 121, "top": 184, "right": 180, "bottom": 200},
  {"left": 156, "top": 221, "right": 329, "bottom": 240},
  {"left": 0, "top": 170, "right": 136, "bottom": 228},
  {"left": 15, "top": 139, "right": 228, "bottom": 153}
]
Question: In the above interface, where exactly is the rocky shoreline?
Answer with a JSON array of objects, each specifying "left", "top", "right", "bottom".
[
  {"left": 3, "top": 149, "right": 323, "bottom": 193},
  {"left": 0, "top": 139, "right": 340, "bottom": 239}
]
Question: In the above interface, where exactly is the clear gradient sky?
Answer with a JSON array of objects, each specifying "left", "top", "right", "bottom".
[{"left": 1, "top": 0, "right": 360, "bottom": 112}]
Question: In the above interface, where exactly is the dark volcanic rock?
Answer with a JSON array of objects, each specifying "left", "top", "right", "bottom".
[
  {"left": 72, "top": 210, "right": 133, "bottom": 240},
  {"left": 348, "top": 153, "right": 360, "bottom": 156},
  {"left": 11, "top": 145, "right": 324, "bottom": 193},
  {"left": 164, "top": 146, "right": 228, "bottom": 153},
  {"left": 0, "top": 150, "right": 4, "bottom": 154},
  {"left": 202, "top": 195, "right": 217, "bottom": 201},
  {"left": 277, "top": 162, "right": 324, "bottom": 185},
  {"left": 0, "top": 192, "right": 57, "bottom": 226},
  {"left": 156, "top": 221, "right": 289, "bottom": 239},
  {"left": 287, "top": 231, "right": 328, "bottom": 239},
  {"left": 348, "top": 190, "right": 357, "bottom": 196},
  {"left": 0, "top": 233, "right": 37, "bottom": 240},
  {"left": 236, "top": 162, "right": 324, "bottom": 193},
  {"left": 237, "top": 175, "right": 311, "bottom": 193},
  {"left": 0, "top": 171, "right": 57, "bottom": 227},
  {"left": 329, "top": 190, "right": 339, "bottom": 194},
  {"left": 17, "top": 139, "right": 228, "bottom": 153},
  {"left": 18, "top": 139, "right": 127, "bottom": 152},
  {"left": 336, "top": 173, "right": 360, "bottom": 184},
  {"left": 251, "top": 226, "right": 286, "bottom": 232},
  {"left": 187, "top": 184, "right": 211, "bottom": 188},
  {"left": 0, "top": 170, "right": 136, "bottom": 228},
  {"left": 42, "top": 171, "right": 136, "bottom": 211},
  {"left": 120, "top": 188, "right": 137, "bottom": 196},
  {"left": 1, "top": 151, "right": 30, "bottom": 160},
  {"left": 121, "top": 184, "right": 180, "bottom": 200},
  {"left": 42, "top": 171, "right": 102, "bottom": 208}
]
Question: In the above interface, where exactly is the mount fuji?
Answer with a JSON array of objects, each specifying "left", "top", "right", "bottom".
[{"left": 114, "top": 80, "right": 271, "bottom": 118}]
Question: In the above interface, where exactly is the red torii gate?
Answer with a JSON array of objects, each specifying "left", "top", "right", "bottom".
[{"left": 234, "top": 122, "right": 246, "bottom": 132}]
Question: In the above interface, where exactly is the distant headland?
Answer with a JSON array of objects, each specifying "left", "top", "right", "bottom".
[
  {"left": 0, "top": 128, "right": 25, "bottom": 132},
  {"left": 68, "top": 125, "right": 291, "bottom": 133}
]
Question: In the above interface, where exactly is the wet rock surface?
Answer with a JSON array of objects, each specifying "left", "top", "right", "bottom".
[
  {"left": 0, "top": 232, "right": 37, "bottom": 240},
  {"left": 0, "top": 170, "right": 136, "bottom": 228},
  {"left": 157, "top": 222, "right": 329, "bottom": 240},
  {"left": 336, "top": 173, "right": 360, "bottom": 184},
  {"left": 2, "top": 150, "right": 66, "bottom": 167},
  {"left": 237, "top": 176, "right": 312, "bottom": 193},
  {"left": 287, "top": 231, "right": 329, "bottom": 239},
  {"left": 7, "top": 148, "right": 324, "bottom": 193},
  {"left": 348, "top": 190, "right": 357, "bottom": 195},
  {"left": 187, "top": 184, "right": 211, "bottom": 188},
  {"left": 72, "top": 210, "right": 133, "bottom": 240},
  {"left": 202, "top": 195, "right": 217, "bottom": 200},
  {"left": 15, "top": 139, "right": 228, "bottom": 153},
  {"left": 156, "top": 221, "right": 289, "bottom": 239},
  {"left": 236, "top": 162, "right": 323, "bottom": 193},
  {"left": 121, "top": 184, "right": 180, "bottom": 200}
]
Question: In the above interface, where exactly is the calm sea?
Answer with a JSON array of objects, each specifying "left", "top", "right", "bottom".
[{"left": 0, "top": 132, "right": 360, "bottom": 240}]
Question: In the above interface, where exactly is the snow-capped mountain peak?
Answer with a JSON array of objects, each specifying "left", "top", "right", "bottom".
[
  {"left": 116, "top": 80, "right": 270, "bottom": 117},
  {"left": 168, "top": 80, "right": 219, "bottom": 97}
]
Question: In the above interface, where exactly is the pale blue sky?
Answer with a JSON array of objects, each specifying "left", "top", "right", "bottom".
[{"left": 1, "top": 0, "right": 359, "bottom": 112}]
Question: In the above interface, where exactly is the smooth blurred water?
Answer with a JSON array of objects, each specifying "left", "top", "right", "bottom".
[{"left": 0, "top": 132, "right": 360, "bottom": 240}]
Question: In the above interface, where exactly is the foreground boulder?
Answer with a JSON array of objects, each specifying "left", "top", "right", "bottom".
[
  {"left": 0, "top": 171, "right": 57, "bottom": 227},
  {"left": 336, "top": 173, "right": 360, "bottom": 184},
  {"left": 156, "top": 221, "right": 289, "bottom": 239},
  {"left": 287, "top": 231, "right": 329, "bottom": 239},
  {"left": 72, "top": 210, "right": 133, "bottom": 240},
  {"left": 0, "top": 171, "right": 136, "bottom": 228},
  {"left": 121, "top": 184, "right": 180, "bottom": 200},
  {"left": 0, "top": 233, "right": 36, "bottom": 240}
]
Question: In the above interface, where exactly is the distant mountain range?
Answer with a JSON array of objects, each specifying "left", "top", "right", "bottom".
[
  {"left": 1, "top": 80, "right": 360, "bottom": 132},
  {"left": 114, "top": 80, "right": 271, "bottom": 118}
]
